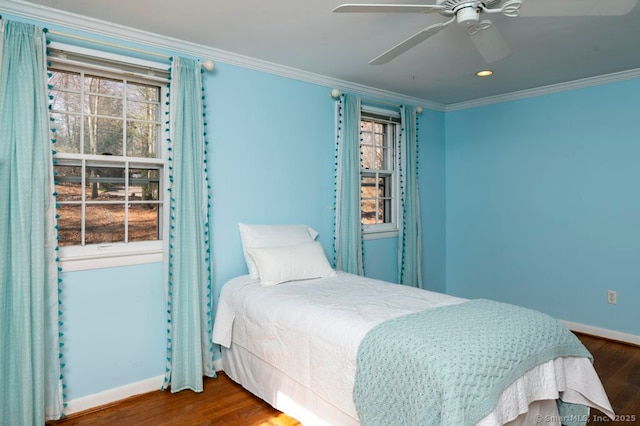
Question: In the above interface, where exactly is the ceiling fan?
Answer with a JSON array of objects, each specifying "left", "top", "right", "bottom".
[{"left": 333, "top": 0, "right": 639, "bottom": 65}]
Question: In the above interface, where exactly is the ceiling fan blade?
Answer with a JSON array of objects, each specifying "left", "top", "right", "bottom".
[
  {"left": 518, "top": 0, "right": 638, "bottom": 16},
  {"left": 333, "top": 3, "right": 445, "bottom": 13},
  {"left": 468, "top": 21, "right": 511, "bottom": 63},
  {"left": 369, "top": 20, "right": 451, "bottom": 64}
]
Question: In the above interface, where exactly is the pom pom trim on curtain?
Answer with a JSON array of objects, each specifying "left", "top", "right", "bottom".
[
  {"left": 398, "top": 105, "right": 423, "bottom": 288},
  {"left": 333, "top": 94, "right": 364, "bottom": 275},
  {"left": 0, "top": 19, "right": 65, "bottom": 423},
  {"left": 162, "top": 56, "right": 215, "bottom": 393}
]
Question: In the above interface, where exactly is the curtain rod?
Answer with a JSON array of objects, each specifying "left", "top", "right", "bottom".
[
  {"left": 44, "top": 29, "right": 172, "bottom": 61},
  {"left": 44, "top": 29, "right": 215, "bottom": 70},
  {"left": 329, "top": 88, "right": 424, "bottom": 113}
]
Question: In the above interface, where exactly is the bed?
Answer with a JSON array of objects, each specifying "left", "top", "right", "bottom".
[{"left": 212, "top": 224, "right": 614, "bottom": 425}]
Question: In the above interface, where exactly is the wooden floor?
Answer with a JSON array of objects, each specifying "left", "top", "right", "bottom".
[
  {"left": 47, "top": 372, "right": 301, "bottom": 426},
  {"left": 47, "top": 333, "right": 639, "bottom": 426},
  {"left": 578, "top": 333, "right": 640, "bottom": 424}
]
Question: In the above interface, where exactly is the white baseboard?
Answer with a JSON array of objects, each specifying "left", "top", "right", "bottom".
[
  {"left": 562, "top": 320, "right": 640, "bottom": 346},
  {"left": 65, "top": 375, "right": 164, "bottom": 415},
  {"left": 65, "top": 358, "right": 224, "bottom": 415}
]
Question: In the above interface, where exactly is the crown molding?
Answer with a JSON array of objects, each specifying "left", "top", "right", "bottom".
[
  {"left": 0, "top": 0, "right": 444, "bottom": 112},
  {"left": 446, "top": 68, "right": 640, "bottom": 112}
]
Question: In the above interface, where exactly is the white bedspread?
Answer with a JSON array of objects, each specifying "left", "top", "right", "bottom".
[{"left": 212, "top": 272, "right": 614, "bottom": 425}]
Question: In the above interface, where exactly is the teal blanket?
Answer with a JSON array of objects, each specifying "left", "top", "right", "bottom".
[{"left": 353, "top": 299, "right": 592, "bottom": 426}]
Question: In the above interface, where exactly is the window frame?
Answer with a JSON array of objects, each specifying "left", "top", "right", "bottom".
[
  {"left": 48, "top": 43, "right": 170, "bottom": 271},
  {"left": 360, "top": 107, "right": 401, "bottom": 240}
]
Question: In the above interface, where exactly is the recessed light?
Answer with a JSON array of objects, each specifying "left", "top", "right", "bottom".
[{"left": 476, "top": 70, "right": 494, "bottom": 77}]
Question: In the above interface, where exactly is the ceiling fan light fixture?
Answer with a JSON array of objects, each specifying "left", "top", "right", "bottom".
[
  {"left": 476, "top": 70, "right": 494, "bottom": 77},
  {"left": 456, "top": 5, "right": 480, "bottom": 25}
]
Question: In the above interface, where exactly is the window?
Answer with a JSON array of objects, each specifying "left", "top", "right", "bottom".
[
  {"left": 48, "top": 46, "right": 169, "bottom": 268},
  {"left": 360, "top": 109, "right": 400, "bottom": 237}
]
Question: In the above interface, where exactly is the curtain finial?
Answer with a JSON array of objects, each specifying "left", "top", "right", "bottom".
[{"left": 200, "top": 59, "right": 215, "bottom": 71}]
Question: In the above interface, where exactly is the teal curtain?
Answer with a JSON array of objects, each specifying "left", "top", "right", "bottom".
[
  {"left": 334, "top": 94, "right": 364, "bottom": 275},
  {"left": 162, "top": 57, "right": 215, "bottom": 393},
  {"left": 0, "top": 20, "right": 64, "bottom": 423},
  {"left": 398, "top": 106, "right": 423, "bottom": 288}
]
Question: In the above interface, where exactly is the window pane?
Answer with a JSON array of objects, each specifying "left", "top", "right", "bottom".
[
  {"left": 127, "top": 122, "right": 158, "bottom": 158},
  {"left": 361, "top": 130, "right": 372, "bottom": 146},
  {"left": 129, "top": 168, "right": 160, "bottom": 201},
  {"left": 378, "top": 199, "right": 392, "bottom": 223},
  {"left": 57, "top": 204, "right": 82, "bottom": 247},
  {"left": 362, "top": 199, "right": 376, "bottom": 224},
  {"left": 54, "top": 165, "right": 83, "bottom": 201},
  {"left": 361, "top": 121, "right": 372, "bottom": 132},
  {"left": 361, "top": 145, "right": 373, "bottom": 169},
  {"left": 85, "top": 75, "right": 124, "bottom": 97},
  {"left": 50, "top": 89, "right": 81, "bottom": 113},
  {"left": 84, "top": 117, "right": 123, "bottom": 156},
  {"left": 128, "top": 204, "right": 159, "bottom": 242},
  {"left": 374, "top": 132, "right": 384, "bottom": 147},
  {"left": 374, "top": 146, "right": 387, "bottom": 170},
  {"left": 361, "top": 176, "right": 376, "bottom": 225},
  {"left": 377, "top": 176, "right": 387, "bottom": 198},
  {"left": 378, "top": 176, "right": 391, "bottom": 224},
  {"left": 374, "top": 122, "right": 384, "bottom": 134},
  {"left": 86, "top": 166, "right": 126, "bottom": 201},
  {"left": 127, "top": 82, "right": 159, "bottom": 103},
  {"left": 127, "top": 101, "right": 159, "bottom": 122},
  {"left": 360, "top": 174, "right": 393, "bottom": 226},
  {"left": 379, "top": 174, "right": 392, "bottom": 194},
  {"left": 50, "top": 70, "right": 81, "bottom": 91},
  {"left": 85, "top": 94, "right": 123, "bottom": 118},
  {"left": 85, "top": 204, "right": 124, "bottom": 244},
  {"left": 383, "top": 198, "right": 392, "bottom": 223},
  {"left": 51, "top": 113, "right": 81, "bottom": 154},
  {"left": 361, "top": 175, "right": 376, "bottom": 196}
]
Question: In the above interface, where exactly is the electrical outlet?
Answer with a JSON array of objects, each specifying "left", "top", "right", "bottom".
[{"left": 607, "top": 290, "right": 617, "bottom": 305}]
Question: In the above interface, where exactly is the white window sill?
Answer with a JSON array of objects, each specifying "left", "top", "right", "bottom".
[
  {"left": 363, "top": 230, "right": 399, "bottom": 240},
  {"left": 58, "top": 242, "right": 164, "bottom": 272}
]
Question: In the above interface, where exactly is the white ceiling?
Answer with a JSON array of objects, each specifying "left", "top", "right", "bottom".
[{"left": 7, "top": 0, "right": 640, "bottom": 105}]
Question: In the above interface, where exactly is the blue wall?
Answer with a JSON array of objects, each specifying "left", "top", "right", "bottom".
[
  {"left": 419, "top": 109, "right": 447, "bottom": 293},
  {"left": 207, "top": 64, "right": 337, "bottom": 289},
  {"left": 445, "top": 79, "right": 640, "bottom": 335},
  {"left": 362, "top": 236, "right": 399, "bottom": 283},
  {"left": 60, "top": 264, "right": 166, "bottom": 400}
]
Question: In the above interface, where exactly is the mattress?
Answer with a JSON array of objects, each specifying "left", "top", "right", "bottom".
[{"left": 212, "top": 272, "right": 614, "bottom": 425}]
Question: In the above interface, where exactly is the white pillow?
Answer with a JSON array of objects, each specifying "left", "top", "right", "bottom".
[
  {"left": 238, "top": 223, "right": 319, "bottom": 278},
  {"left": 247, "top": 241, "right": 336, "bottom": 286}
]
